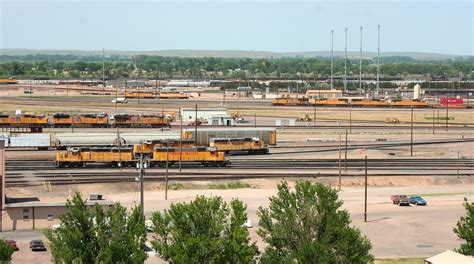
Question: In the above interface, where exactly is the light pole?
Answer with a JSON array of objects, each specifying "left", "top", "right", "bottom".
[
  {"left": 359, "top": 26, "right": 363, "bottom": 96},
  {"left": 344, "top": 27, "right": 348, "bottom": 93},
  {"left": 331, "top": 29, "right": 334, "bottom": 90},
  {"left": 376, "top": 24, "right": 380, "bottom": 96}
]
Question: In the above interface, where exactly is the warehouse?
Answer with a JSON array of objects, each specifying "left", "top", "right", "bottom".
[{"left": 306, "top": 89, "right": 343, "bottom": 99}]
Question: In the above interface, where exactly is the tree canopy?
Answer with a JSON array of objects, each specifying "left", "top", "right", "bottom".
[
  {"left": 44, "top": 192, "right": 148, "bottom": 264},
  {"left": 0, "top": 239, "right": 15, "bottom": 262},
  {"left": 151, "top": 195, "right": 258, "bottom": 263},
  {"left": 453, "top": 200, "right": 474, "bottom": 256},
  {"left": 257, "top": 181, "right": 373, "bottom": 263}
]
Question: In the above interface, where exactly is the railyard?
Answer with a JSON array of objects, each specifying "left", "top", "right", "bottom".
[{"left": 1, "top": 83, "right": 473, "bottom": 263}]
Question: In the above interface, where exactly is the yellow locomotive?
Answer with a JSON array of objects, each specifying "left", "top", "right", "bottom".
[
  {"left": 209, "top": 137, "right": 268, "bottom": 154},
  {"left": 310, "top": 98, "right": 348, "bottom": 106},
  {"left": 151, "top": 146, "right": 229, "bottom": 167},
  {"left": 133, "top": 139, "right": 194, "bottom": 157},
  {"left": 0, "top": 113, "right": 48, "bottom": 127},
  {"left": 390, "top": 99, "right": 429, "bottom": 108},
  {"left": 272, "top": 96, "right": 309, "bottom": 106},
  {"left": 112, "top": 114, "right": 170, "bottom": 128},
  {"left": 55, "top": 147, "right": 135, "bottom": 167},
  {"left": 52, "top": 113, "right": 109, "bottom": 128},
  {"left": 158, "top": 92, "right": 189, "bottom": 99},
  {"left": 124, "top": 91, "right": 156, "bottom": 99}
]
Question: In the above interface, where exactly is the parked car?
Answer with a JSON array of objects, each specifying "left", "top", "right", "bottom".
[
  {"left": 391, "top": 194, "right": 410, "bottom": 206},
  {"left": 409, "top": 196, "right": 427, "bottom": 206},
  {"left": 5, "top": 240, "right": 19, "bottom": 251},
  {"left": 29, "top": 240, "right": 46, "bottom": 251}
]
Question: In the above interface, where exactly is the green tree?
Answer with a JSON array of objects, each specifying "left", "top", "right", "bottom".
[
  {"left": 0, "top": 239, "right": 15, "bottom": 262},
  {"left": 45, "top": 192, "right": 147, "bottom": 264},
  {"left": 151, "top": 196, "right": 257, "bottom": 263},
  {"left": 257, "top": 181, "right": 373, "bottom": 263},
  {"left": 454, "top": 200, "right": 474, "bottom": 256}
]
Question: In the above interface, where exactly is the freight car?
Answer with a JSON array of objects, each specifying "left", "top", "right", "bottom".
[
  {"left": 390, "top": 100, "right": 429, "bottom": 108},
  {"left": 158, "top": 92, "right": 189, "bottom": 99},
  {"left": 151, "top": 146, "right": 230, "bottom": 167},
  {"left": 55, "top": 147, "right": 135, "bottom": 167},
  {"left": 272, "top": 97, "right": 309, "bottom": 106},
  {"left": 183, "top": 127, "right": 277, "bottom": 146},
  {"left": 52, "top": 113, "right": 109, "bottom": 128},
  {"left": 0, "top": 113, "right": 48, "bottom": 127},
  {"left": 124, "top": 91, "right": 156, "bottom": 99},
  {"left": 310, "top": 98, "right": 348, "bottom": 107},
  {"left": 350, "top": 99, "right": 389, "bottom": 107},
  {"left": 209, "top": 137, "right": 268, "bottom": 154},
  {"left": 112, "top": 114, "right": 170, "bottom": 128}
]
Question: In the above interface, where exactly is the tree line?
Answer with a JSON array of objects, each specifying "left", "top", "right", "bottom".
[{"left": 0, "top": 55, "right": 472, "bottom": 80}]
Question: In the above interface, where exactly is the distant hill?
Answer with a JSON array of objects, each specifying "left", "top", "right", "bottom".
[{"left": 0, "top": 48, "right": 470, "bottom": 60}]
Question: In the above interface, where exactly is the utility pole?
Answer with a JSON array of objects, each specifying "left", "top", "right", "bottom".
[
  {"left": 445, "top": 99, "right": 449, "bottom": 132},
  {"left": 313, "top": 105, "right": 317, "bottom": 126},
  {"left": 338, "top": 133, "right": 342, "bottom": 190},
  {"left": 364, "top": 155, "right": 368, "bottom": 222},
  {"left": 344, "top": 129, "right": 348, "bottom": 172},
  {"left": 138, "top": 152, "right": 145, "bottom": 231},
  {"left": 102, "top": 48, "right": 105, "bottom": 90},
  {"left": 432, "top": 107, "right": 435, "bottom": 134},
  {"left": 194, "top": 104, "right": 198, "bottom": 145},
  {"left": 359, "top": 26, "right": 363, "bottom": 95},
  {"left": 179, "top": 107, "right": 183, "bottom": 173},
  {"left": 254, "top": 113, "right": 257, "bottom": 128},
  {"left": 349, "top": 109, "right": 352, "bottom": 134},
  {"left": 161, "top": 108, "right": 164, "bottom": 132},
  {"left": 165, "top": 146, "right": 169, "bottom": 200},
  {"left": 410, "top": 107, "right": 414, "bottom": 156},
  {"left": 457, "top": 150, "right": 460, "bottom": 177},
  {"left": 331, "top": 29, "right": 334, "bottom": 90},
  {"left": 344, "top": 27, "right": 348, "bottom": 93},
  {"left": 376, "top": 24, "right": 380, "bottom": 96}
]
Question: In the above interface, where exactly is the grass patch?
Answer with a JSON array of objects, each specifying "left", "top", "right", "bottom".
[
  {"left": 169, "top": 182, "right": 184, "bottom": 190},
  {"left": 374, "top": 258, "right": 424, "bottom": 264},
  {"left": 411, "top": 191, "right": 474, "bottom": 197},
  {"left": 208, "top": 182, "right": 252, "bottom": 189}
]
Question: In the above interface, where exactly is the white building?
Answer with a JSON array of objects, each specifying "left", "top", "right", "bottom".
[{"left": 181, "top": 108, "right": 229, "bottom": 123}]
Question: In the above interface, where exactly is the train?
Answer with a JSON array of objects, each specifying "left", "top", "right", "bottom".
[
  {"left": 0, "top": 78, "right": 18, "bottom": 84},
  {"left": 0, "top": 113, "right": 171, "bottom": 128},
  {"left": 272, "top": 97, "right": 431, "bottom": 108},
  {"left": 124, "top": 91, "right": 189, "bottom": 99},
  {"left": 209, "top": 137, "right": 269, "bottom": 154},
  {"left": 183, "top": 127, "right": 277, "bottom": 146},
  {"left": 55, "top": 145, "right": 230, "bottom": 168}
]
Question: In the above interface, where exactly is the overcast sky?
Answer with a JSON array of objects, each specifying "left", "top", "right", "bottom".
[{"left": 1, "top": 0, "right": 472, "bottom": 55}]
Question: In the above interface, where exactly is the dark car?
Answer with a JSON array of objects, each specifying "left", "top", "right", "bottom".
[
  {"left": 410, "top": 196, "right": 427, "bottom": 206},
  {"left": 29, "top": 240, "right": 46, "bottom": 251},
  {"left": 398, "top": 196, "right": 410, "bottom": 206},
  {"left": 5, "top": 240, "right": 19, "bottom": 251}
]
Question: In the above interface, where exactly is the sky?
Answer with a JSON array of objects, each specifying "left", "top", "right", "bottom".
[{"left": 0, "top": 0, "right": 473, "bottom": 55}]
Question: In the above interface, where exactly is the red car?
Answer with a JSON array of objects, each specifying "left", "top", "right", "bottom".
[{"left": 5, "top": 240, "right": 19, "bottom": 251}]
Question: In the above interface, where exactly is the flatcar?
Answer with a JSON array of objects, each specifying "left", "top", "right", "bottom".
[
  {"left": 112, "top": 114, "right": 169, "bottom": 128},
  {"left": 0, "top": 113, "right": 48, "bottom": 127},
  {"left": 151, "top": 146, "right": 229, "bottom": 167},
  {"left": 310, "top": 98, "right": 348, "bottom": 107},
  {"left": 124, "top": 91, "right": 156, "bottom": 99},
  {"left": 209, "top": 137, "right": 268, "bottom": 154},
  {"left": 55, "top": 147, "right": 135, "bottom": 167},
  {"left": 158, "top": 92, "right": 189, "bottom": 99},
  {"left": 133, "top": 139, "right": 194, "bottom": 157},
  {"left": 52, "top": 113, "right": 109, "bottom": 128},
  {"left": 390, "top": 100, "right": 429, "bottom": 108},
  {"left": 350, "top": 99, "right": 389, "bottom": 107},
  {"left": 272, "top": 97, "right": 309, "bottom": 106}
]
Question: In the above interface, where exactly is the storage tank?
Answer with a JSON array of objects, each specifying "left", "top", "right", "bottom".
[{"left": 413, "top": 84, "right": 421, "bottom": 100}]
